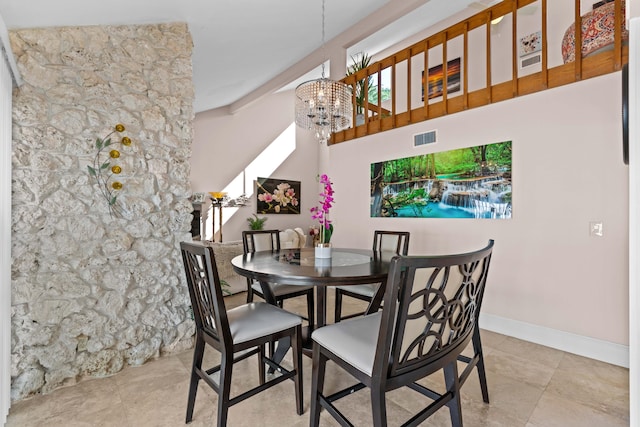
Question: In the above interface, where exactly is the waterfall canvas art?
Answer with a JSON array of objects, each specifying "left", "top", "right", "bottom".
[{"left": 371, "top": 141, "right": 512, "bottom": 219}]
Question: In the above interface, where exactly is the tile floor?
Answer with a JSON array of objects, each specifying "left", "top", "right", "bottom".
[{"left": 6, "top": 292, "right": 630, "bottom": 427}]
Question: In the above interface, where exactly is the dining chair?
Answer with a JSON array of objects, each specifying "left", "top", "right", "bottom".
[
  {"left": 180, "top": 241, "right": 304, "bottom": 427},
  {"left": 242, "top": 230, "right": 314, "bottom": 327},
  {"left": 310, "top": 240, "right": 494, "bottom": 427},
  {"left": 334, "top": 230, "right": 410, "bottom": 322}
]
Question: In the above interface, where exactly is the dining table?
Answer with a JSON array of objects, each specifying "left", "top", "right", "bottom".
[{"left": 231, "top": 247, "right": 393, "bottom": 355}]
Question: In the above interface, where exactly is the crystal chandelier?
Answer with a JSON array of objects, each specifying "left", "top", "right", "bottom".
[{"left": 294, "top": 0, "right": 352, "bottom": 144}]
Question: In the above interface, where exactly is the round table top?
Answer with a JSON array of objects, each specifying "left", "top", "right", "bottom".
[{"left": 231, "top": 247, "right": 392, "bottom": 287}]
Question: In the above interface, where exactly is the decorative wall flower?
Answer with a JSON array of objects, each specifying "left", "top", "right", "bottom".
[
  {"left": 310, "top": 174, "right": 334, "bottom": 244},
  {"left": 87, "top": 124, "right": 132, "bottom": 218}
]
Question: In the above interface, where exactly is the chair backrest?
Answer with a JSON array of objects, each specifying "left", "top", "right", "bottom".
[
  {"left": 242, "top": 229, "right": 281, "bottom": 254},
  {"left": 280, "top": 228, "right": 304, "bottom": 249},
  {"left": 373, "top": 230, "right": 410, "bottom": 256},
  {"left": 180, "top": 241, "right": 231, "bottom": 348},
  {"left": 373, "top": 240, "right": 494, "bottom": 380}
]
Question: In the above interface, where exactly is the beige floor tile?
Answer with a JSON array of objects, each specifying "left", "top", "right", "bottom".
[
  {"left": 484, "top": 347, "right": 556, "bottom": 389},
  {"left": 478, "top": 329, "right": 509, "bottom": 349},
  {"left": 323, "top": 387, "right": 417, "bottom": 427},
  {"left": 384, "top": 364, "right": 541, "bottom": 426},
  {"left": 177, "top": 349, "right": 312, "bottom": 426},
  {"left": 6, "top": 376, "right": 122, "bottom": 427},
  {"left": 6, "top": 291, "right": 631, "bottom": 427},
  {"left": 175, "top": 345, "right": 195, "bottom": 369},
  {"left": 462, "top": 369, "right": 543, "bottom": 423},
  {"left": 124, "top": 379, "right": 216, "bottom": 427},
  {"left": 457, "top": 399, "right": 528, "bottom": 427},
  {"left": 13, "top": 403, "right": 131, "bottom": 427},
  {"left": 526, "top": 393, "right": 629, "bottom": 427},
  {"left": 556, "top": 352, "right": 630, "bottom": 387},
  {"left": 544, "top": 353, "right": 629, "bottom": 422},
  {"left": 114, "top": 355, "right": 190, "bottom": 402},
  {"left": 493, "top": 336, "right": 565, "bottom": 369}
]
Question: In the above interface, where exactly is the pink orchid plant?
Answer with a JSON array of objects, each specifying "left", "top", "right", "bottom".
[{"left": 310, "top": 174, "right": 334, "bottom": 244}]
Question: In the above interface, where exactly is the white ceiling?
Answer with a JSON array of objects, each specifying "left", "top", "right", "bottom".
[{"left": 0, "top": 0, "right": 487, "bottom": 113}]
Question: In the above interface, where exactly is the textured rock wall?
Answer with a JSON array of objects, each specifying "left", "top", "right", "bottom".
[{"left": 9, "top": 23, "right": 195, "bottom": 400}]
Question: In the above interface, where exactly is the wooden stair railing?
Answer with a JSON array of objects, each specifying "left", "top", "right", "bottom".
[{"left": 333, "top": 0, "right": 627, "bottom": 145}]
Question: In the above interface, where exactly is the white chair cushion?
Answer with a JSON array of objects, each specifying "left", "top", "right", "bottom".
[
  {"left": 293, "top": 227, "right": 307, "bottom": 247},
  {"left": 335, "top": 283, "right": 378, "bottom": 298},
  {"left": 251, "top": 282, "right": 314, "bottom": 296},
  {"left": 227, "top": 302, "right": 302, "bottom": 344},
  {"left": 279, "top": 228, "right": 308, "bottom": 249},
  {"left": 280, "top": 229, "right": 300, "bottom": 249},
  {"left": 252, "top": 233, "right": 275, "bottom": 251},
  {"left": 311, "top": 312, "right": 382, "bottom": 376}
]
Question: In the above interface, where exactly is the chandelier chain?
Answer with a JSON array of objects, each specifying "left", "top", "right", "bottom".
[
  {"left": 321, "top": 0, "right": 326, "bottom": 79},
  {"left": 294, "top": 0, "right": 353, "bottom": 144},
  {"left": 322, "top": 0, "right": 325, "bottom": 44}
]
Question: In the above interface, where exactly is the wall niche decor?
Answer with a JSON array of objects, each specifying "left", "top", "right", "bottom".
[
  {"left": 371, "top": 141, "right": 512, "bottom": 219},
  {"left": 256, "top": 177, "right": 301, "bottom": 214}
]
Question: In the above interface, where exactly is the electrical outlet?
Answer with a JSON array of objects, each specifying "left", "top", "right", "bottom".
[{"left": 589, "top": 221, "right": 603, "bottom": 237}]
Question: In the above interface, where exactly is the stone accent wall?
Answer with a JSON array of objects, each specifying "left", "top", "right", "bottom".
[{"left": 9, "top": 23, "right": 195, "bottom": 400}]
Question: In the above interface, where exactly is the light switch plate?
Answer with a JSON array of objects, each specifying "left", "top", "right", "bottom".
[{"left": 589, "top": 221, "right": 603, "bottom": 237}]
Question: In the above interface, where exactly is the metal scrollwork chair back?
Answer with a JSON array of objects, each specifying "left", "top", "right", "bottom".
[{"left": 311, "top": 240, "right": 494, "bottom": 427}]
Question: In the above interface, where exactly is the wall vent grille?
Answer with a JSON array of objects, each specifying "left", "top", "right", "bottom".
[
  {"left": 521, "top": 54, "right": 541, "bottom": 68},
  {"left": 414, "top": 130, "right": 437, "bottom": 147}
]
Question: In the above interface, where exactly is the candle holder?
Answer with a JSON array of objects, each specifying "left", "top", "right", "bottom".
[{"left": 208, "top": 192, "right": 227, "bottom": 242}]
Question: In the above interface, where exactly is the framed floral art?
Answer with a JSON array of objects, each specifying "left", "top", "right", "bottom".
[{"left": 256, "top": 177, "right": 300, "bottom": 214}]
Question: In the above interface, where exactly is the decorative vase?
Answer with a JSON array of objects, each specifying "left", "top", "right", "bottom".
[
  {"left": 315, "top": 243, "right": 332, "bottom": 258},
  {"left": 314, "top": 256, "right": 331, "bottom": 271}
]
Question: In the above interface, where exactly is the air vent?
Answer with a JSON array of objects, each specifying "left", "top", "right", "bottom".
[
  {"left": 521, "top": 53, "right": 541, "bottom": 68},
  {"left": 414, "top": 130, "right": 437, "bottom": 147}
]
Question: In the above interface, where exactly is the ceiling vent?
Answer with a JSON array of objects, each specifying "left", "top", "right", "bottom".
[{"left": 414, "top": 130, "right": 437, "bottom": 147}]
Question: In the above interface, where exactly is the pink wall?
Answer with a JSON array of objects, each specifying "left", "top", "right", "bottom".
[
  {"left": 192, "top": 90, "right": 322, "bottom": 241},
  {"left": 326, "top": 72, "right": 629, "bottom": 346},
  {"left": 192, "top": 72, "right": 628, "bottom": 348}
]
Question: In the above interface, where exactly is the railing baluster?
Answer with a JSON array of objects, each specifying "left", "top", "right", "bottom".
[
  {"left": 424, "top": 40, "right": 429, "bottom": 113},
  {"left": 376, "top": 62, "right": 382, "bottom": 119},
  {"left": 463, "top": 22, "right": 469, "bottom": 110},
  {"left": 542, "top": 0, "right": 548, "bottom": 89},
  {"left": 574, "top": 0, "right": 582, "bottom": 80},
  {"left": 486, "top": 10, "right": 492, "bottom": 104},
  {"left": 614, "top": 0, "right": 622, "bottom": 70},
  {"left": 351, "top": 79, "right": 357, "bottom": 129},
  {"left": 364, "top": 67, "right": 369, "bottom": 128},
  {"left": 391, "top": 57, "right": 396, "bottom": 128},
  {"left": 407, "top": 52, "right": 412, "bottom": 119},
  {"left": 511, "top": 0, "right": 518, "bottom": 97},
  {"left": 332, "top": 0, "right": 626, "bottom": 145},
  {"left": 443, "top": 32, "right": 448, "bottom": 113}
]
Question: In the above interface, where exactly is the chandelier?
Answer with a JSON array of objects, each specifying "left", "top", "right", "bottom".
[{"left": 294, "top": 0, "right": 353, "bottom": 144}]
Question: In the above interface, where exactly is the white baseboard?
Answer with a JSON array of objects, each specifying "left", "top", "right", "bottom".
[{"left": 479, "top": 313, "right": 629, "bottom": 368}]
